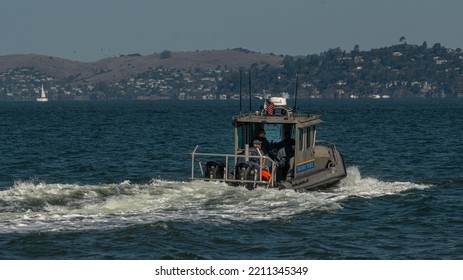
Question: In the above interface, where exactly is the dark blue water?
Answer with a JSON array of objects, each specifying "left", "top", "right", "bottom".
[{"left": 0, "top": 99, "right": 462, "bottom": 259}]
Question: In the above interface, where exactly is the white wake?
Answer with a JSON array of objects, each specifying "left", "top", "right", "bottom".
[{"left": 0, "top": 167, "right": 431, "bottom": 233}]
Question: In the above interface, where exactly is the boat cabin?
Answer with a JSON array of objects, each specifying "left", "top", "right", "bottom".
[{"left": 233, "top": 97, "right": 322, "bottom": 182}]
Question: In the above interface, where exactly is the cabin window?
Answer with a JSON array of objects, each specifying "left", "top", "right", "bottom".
[
  {"left": 237, "top": 126, "right": 243, "bottom": 149},
  {"left": 306, "top": 127, "right": 311, "bottom": 149},
  {"left": 311, "top": 126, "right": 316, "bottom": 149},
  {"left": 298, "top": 128, "right": 304, "bottom": 151}
]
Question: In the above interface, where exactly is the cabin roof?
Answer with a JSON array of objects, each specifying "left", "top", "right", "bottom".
[{"left": 233, "top": 112, "right": 322, "bottom": 127}]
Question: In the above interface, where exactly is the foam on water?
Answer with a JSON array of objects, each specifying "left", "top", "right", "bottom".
[{"left": 0, "top": 167, "right": 431, "bottom": 233}]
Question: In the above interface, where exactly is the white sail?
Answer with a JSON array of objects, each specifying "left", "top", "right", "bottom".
[{"left": 37, "top": 85, "right": 48, "bottom": 102}]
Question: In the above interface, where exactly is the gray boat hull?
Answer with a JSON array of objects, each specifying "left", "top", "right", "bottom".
[{"left": 280, "top": 152, "right": 347, "bottom": 191}]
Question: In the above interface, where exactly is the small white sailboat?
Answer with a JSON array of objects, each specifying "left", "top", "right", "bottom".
[{"left": 37, "top": 85, "right": 48, "bottom": 102}]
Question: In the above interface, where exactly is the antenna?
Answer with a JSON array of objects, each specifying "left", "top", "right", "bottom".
[
  {"left": 248, "top": 70, "right": 252, "bottom": 112},
  {"left": 294, "top": 73, "right": 299, "bottom": 111},
  {"left": 239, "top": 69, "right": 243, "bottom": 113}
]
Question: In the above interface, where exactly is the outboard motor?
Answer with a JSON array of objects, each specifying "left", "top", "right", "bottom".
[
  {"left": 205, "top": 161, "right": 225, "bottom": 179},
  {"left": 236, "top": 162, "right": 259, "bottom": 190},
  {"left": 235, "top": 163, "right": 253, "bottom": 181}
]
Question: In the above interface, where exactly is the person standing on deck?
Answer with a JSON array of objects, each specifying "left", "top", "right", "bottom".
[
  {"left": 249, "top": 139, "right": 271, "bottom": 181},
  {"left": 253, "top": 129, "right": 271, "bottom": 154}
]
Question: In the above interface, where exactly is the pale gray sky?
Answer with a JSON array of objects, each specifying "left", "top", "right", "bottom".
[{"left": 1, "top": 0, "right": 462, "bottom": 62}]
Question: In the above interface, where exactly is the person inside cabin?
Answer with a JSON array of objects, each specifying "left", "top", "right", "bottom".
[
  {"left": 253, "top": 129, "right": 271, "bottom": 154},
  {"left": 275, "top": 132, "right": 295, "bottom": 181},
  {"left": 274, "top": 131, "right": 294, "bottom": 151}
]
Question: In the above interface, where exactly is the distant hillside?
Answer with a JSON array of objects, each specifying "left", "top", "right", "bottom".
[
  {"left": 0, "top": 49, "right": 283, "bottom": 84},
  {"left": 2, "top": 44, "right": 463, "bottom": 101}
]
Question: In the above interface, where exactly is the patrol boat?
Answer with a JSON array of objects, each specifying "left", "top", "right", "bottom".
[{"left": 189, "top": 97, "right": 347, "bottom": 191}]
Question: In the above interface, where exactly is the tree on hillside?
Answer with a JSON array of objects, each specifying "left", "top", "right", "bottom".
[
  {"left": 399, "top": 36, "right": 406, "bottom": 44},
  {"left": 421, "top": 41, "right": 427, "bottom": 49},
  {"left": 160, "top": 50, "right": 172, "bottom": 59}
]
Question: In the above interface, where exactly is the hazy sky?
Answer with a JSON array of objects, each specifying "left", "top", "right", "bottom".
[{"left": 1, "top": 0, "right": 462, "bottom": 62}]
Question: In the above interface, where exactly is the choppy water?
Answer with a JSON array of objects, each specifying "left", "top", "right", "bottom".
[{"left": 0, "top": 99, "right": 462, "bottom": 259}]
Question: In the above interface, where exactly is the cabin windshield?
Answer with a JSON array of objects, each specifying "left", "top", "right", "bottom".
[
  {"left": 264, "top": 124, "right": 281, "bottom": 144},
  {"left": 235, "top": 122, "right": 294, "bottom": 151}
]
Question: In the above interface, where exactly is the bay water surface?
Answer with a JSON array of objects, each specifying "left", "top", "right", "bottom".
[{"left": 0, "top": 99, "right": 462, "bottom": 259}]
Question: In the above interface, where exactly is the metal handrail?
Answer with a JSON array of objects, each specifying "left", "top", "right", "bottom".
[
  {"left": 189, "top": 145, "right": 277, "bottom": 187},
  {"left": 315, "top": 140, "right": 337, "bottom": 149},
  {"left": 315, "top": 140, "right": 339, "bottom": 163}
]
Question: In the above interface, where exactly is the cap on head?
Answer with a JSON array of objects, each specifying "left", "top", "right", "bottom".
[{"left": 253, "top": 139, "right": 262, "bottom": 145}]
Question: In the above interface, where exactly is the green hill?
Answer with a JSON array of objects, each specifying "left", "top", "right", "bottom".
[{"left": 1, "top": 43, "right": 462, "bottom": 100}]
